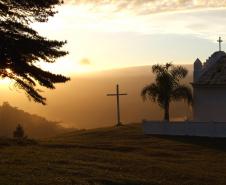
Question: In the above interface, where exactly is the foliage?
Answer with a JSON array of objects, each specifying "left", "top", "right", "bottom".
[
  {"left": 13, "top": 124, "right": 25, "bottom": 139},
  {"left": 0, "top": 0, "right": 70, "bottom": 104},
  {"left": 141, "top": 63, "right": 192, "bottom": 121}
]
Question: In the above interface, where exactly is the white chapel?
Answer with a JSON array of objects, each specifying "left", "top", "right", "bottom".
[{"left": 192, "top": 37, "right": 226, "bottom": 122}]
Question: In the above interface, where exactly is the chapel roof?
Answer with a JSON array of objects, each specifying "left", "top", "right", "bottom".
[{"left": 194, "top": 51, "right": 226, "bottom": 86}]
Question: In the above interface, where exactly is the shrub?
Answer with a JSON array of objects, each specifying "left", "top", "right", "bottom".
[{"left": 13, "top": 124, "right": 25, "bottom": 139}]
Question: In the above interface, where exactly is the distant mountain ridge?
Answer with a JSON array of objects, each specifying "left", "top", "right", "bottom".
[{"left": 77, "top": 64, "right": 193, "bottom": 78}]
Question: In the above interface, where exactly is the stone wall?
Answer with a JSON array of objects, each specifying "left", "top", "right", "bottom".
[{"left": 143, "top": 121, "right": 226, "bottom": 138}]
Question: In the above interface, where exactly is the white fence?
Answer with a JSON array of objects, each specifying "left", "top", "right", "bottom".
[{"left": 142, "top": 121, "right": 226, "bottom": 138}]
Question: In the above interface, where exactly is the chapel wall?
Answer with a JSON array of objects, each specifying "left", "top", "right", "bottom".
[{"left": 193, "top": 87, "right": 226, "bottom": 121}]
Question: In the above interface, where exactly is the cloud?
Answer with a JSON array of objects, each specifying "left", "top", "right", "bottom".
[
  {"left": 80, "top": 58, "right": 91, "bottom": 65},
  {"left": 37, "top": 1, "right": 226, "bottom": 43},
  {"left": 64, "top": 0, "right": 226, "bottom": 14},
  {"left": 52, "top": 4, "right": 226, "bottom": 41}
]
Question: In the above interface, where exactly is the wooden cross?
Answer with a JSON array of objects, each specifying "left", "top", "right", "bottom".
[
  {"left": 107, "top": 84, "right": 128, "bottom": 127},
  {"left": 217, "top": 37, "right": 223, "bottom": 51}
]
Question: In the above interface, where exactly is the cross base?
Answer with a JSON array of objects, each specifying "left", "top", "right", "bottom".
[{"left": 116, "top": 122, "right": 123, "bottom": 127}]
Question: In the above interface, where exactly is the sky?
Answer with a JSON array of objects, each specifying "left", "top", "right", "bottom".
[{"left": 32, "top": 0, "right": 226, "bottom": 74}]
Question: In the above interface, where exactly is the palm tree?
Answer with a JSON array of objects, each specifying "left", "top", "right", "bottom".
[{"left": 141, "top": 63, "right": 192, "bottom": 121}]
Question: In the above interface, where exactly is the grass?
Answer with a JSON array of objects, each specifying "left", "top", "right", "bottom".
[{"left": 0, "top": 123, "right": 226, "bottom": 185}]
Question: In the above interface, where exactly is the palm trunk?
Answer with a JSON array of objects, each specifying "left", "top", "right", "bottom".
[{"left": 164, "top": 102, "right": 170, "bottom": 122}]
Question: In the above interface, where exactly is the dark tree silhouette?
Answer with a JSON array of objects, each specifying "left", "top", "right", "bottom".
[
  {"left": 0, "top": 0, "right": 70, "bottom": 105},
  {"left": 13, "top": 124, "right": 25, "bottom": 139},
  {"left": 141, "top": 63, "right": 192, "bottom": 121}
]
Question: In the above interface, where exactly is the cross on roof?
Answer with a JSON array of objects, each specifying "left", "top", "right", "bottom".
[
  {"left": 107, "top": 84, "right": 128, "bottom": 127},
  {"left": 217, "top": 37, "right": 223, "bottom": 51}
]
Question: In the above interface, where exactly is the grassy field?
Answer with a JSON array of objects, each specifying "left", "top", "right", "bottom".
[{"left": 0, "top": 123, "right": 226, "bottom": 185}]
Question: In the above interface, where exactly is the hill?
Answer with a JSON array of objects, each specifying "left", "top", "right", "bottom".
[
  {"left": 0, "top": 123, "right": 225, "bottom": 185},
  {"left": 82, "top": 64, "right": 193, "bottom": 78},
  {"left": 0, "top": 102, "right": 71, "bottom": 138}
]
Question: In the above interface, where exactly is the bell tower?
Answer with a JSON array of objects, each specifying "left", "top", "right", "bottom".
[{"left": 193, "top": 58, "right": 202, "bottom": 82}]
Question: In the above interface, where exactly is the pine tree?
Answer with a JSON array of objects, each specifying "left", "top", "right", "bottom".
[{"left": 0, "top": 0, "right": 70, "bottom": 105}]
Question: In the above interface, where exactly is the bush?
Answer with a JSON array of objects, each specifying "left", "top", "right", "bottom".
[{"left": 13, "top": 124, "right": 25, "bottom": 139}]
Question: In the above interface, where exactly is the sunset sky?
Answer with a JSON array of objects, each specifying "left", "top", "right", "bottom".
[
  {"left": 31, "top": 0, "right": 226, "bottom": 74},
  {"left": 30, "top": 0, "right": 226, "bottom": 73}
]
